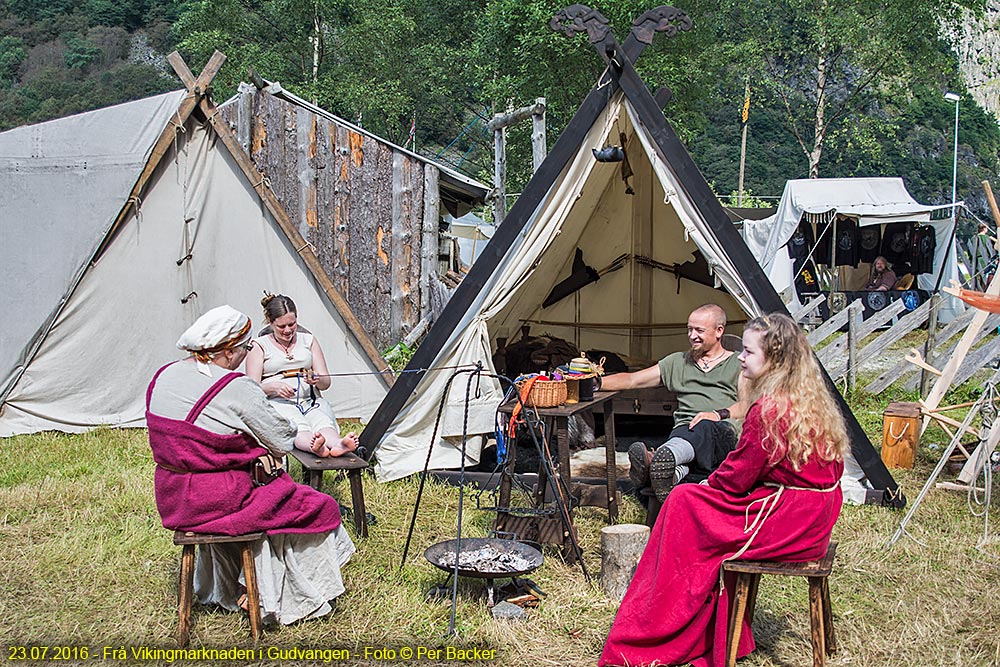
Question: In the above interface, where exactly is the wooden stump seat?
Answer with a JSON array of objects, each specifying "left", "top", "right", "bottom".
[
  {"left": 172, "top": 530, "right": 265, "bottom": 647},
  {"left": 722, "top": 541, "right": 837, "bottom": 667},
  {"left": 286, "top": 448, "right": 369, "bottom": 538}
]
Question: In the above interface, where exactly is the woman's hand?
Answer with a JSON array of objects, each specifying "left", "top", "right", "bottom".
[{"left": 263, "top": 381, "right": 296, "bottom": 399}]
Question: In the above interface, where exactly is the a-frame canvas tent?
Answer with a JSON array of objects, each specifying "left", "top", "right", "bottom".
[
  {"left": 359, "top": 6, "right": 901, "bottom": 504},
  {"left": 0, "top": 53, "right": 390, "bottom": 436}
]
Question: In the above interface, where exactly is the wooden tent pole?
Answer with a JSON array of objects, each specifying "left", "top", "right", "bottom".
[{"left": 92, "top": 52, "right": 227, "bottom": 263}]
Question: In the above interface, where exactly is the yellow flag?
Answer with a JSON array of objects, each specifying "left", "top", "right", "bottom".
[{"left": 740, "top": 81, "right": 751, "bottom": 127}]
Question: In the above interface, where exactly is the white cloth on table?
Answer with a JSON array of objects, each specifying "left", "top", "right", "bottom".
[{"left": 150, "top": 358, "right": 354, "bottom": 625}]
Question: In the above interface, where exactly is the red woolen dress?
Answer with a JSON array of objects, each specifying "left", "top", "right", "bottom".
[{"left": 600, "top": 400, "right": 844, "bottom": 667}]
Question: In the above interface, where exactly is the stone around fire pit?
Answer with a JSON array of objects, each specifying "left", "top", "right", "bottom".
[{"left": 490, "top": 601, "right": 527, "bottom": 621}]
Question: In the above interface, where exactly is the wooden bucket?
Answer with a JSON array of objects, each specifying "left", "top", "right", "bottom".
[{"left": 881, "top": 401, "right": 920, "bottom": 469}]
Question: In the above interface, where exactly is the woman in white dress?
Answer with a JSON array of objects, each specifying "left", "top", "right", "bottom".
[{"left": 245, "top": 293, "right": 359, "bottom": 457}]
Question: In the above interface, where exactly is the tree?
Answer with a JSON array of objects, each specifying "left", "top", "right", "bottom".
[{"left": 695, "top": 0, "right": 985, "bottom": 178}]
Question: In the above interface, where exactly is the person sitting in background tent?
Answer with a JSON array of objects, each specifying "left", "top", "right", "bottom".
[
  {"left": 246, "top": 292, "right": 359, "bottom": 458},
  {"left": 863, "top": 255, "right": 897, "bottom": 291},
  {"left": 599, "top": 313, "right": 848, "bottom": 667},
  {"left": 600, "top": 304, "right": 745, "bottom": 502},
  {"left": 146, "top": 305, "right": 355, "bottom": 625}
]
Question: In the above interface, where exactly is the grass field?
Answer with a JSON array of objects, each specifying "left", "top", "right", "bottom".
[{"left": 2, "top": 383, "right": 1000, "bottom": 666}]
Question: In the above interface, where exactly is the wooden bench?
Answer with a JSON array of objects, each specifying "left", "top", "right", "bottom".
[
  {"left": 173, "top": 530, "right": 264, "bottom": 647},
  {"left": 723, "top": 541, "right": 837, "bottom": 667},
  {"left": 286, "top": 449, "right": 369, "bottom": 538}
]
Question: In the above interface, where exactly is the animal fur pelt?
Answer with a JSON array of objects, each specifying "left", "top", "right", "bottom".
[{"left": 570, "top": 446, "right": 631, "bottom": 480}]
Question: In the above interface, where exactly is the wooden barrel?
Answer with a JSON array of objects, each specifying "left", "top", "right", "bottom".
[{"left": 881, "top": 401, "right": 920, "bottom": 469}]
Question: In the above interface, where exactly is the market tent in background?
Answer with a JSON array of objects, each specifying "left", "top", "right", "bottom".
[
  {"left": 0, "top": 59, "right": 390, "bottom": 436},
  {"left": 359, "top": 18, "right": 900, "bottom": 505},
  {"left": 445, "top": 213, "right": 495, "bottom": 269},
  {"left": 743, "top": 177, "right": 963, "bottom": 320}
]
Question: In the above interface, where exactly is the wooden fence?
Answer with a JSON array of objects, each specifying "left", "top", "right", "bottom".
[{"left": 794, "top": 294, "right": 1000, "bottom": 393}]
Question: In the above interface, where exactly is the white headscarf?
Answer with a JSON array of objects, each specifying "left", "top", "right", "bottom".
[{"left": 176, "top": 305, "right": 252, "bottom": 375}]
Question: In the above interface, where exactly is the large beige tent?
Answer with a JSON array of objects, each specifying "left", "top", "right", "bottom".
[
  {"left": 0, "top": 56, "right": 390, "bottom": 435},
  {"left": 368, "top": 93, "right": 751, "bottom": 481}
]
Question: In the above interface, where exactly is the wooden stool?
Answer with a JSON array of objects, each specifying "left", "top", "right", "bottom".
[
  {"left": 173, "top": 530, "right": 265, "bottom": 647},
  {"left": 722, "top": 541, "right": 837, "bottom": 667},
  {"left": 286, "top": 449, "right": 369, "bottom": 538}
]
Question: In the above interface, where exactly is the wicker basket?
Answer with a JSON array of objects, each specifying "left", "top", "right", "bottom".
[{"left": 517, "top": 378, "right": 567, "bottom": 408}]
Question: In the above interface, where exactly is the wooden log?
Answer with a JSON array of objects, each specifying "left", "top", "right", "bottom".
[
  {"left": 373, "top": 143, "right": 394, "bottom": 349},
  {"left": 421, "top": 166, "right": 440, "bottom": 321},
  {"left": 391, "top": 152, "right": 413, "bottom": 343},
  {"left": 600, "top": 524, "right": 649, "bottom": 601},
  {"left": 920, "top": 294, "right": 941, "bottom": 395},
  {"left": 494, "top": 126, "right": 506, "bottom": 223},
  {"left": 531, "top": 97, "right": 547, "bottom": 173},
  {"left": 297, "top": 108, "right": 318, "bottom": 237},
  {"left": 487, "top": 99, "right": 548, "bottom": 132},
  {"left": 847, "top": 301, "right": 860, "bottom": 391},
  {"left": 331, "top": 123, "right": 351, "bottom": 296},
  {"left": 881, "top": 402, "right": 920, "bottom": 469}
]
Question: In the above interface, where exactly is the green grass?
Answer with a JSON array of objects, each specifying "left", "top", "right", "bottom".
[{"left": 2, "top": 392, "right": 1000, "bottom": 666}]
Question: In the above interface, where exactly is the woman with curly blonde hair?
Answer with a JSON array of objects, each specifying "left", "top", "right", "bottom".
[{"left": 601, "top": 313, "right": 848, "bottom": 667}]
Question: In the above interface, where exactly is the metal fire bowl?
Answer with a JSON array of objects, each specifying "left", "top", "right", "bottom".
[{"left": 424, "top": 537, "right": 543, "bottom": 579}]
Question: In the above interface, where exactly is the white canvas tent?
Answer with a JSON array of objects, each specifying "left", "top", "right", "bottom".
[
  {"left": 743, "top": 177, "right": 963, "bottom": 320},
  {"left": 369, "top": 92, "right": 773, "bottom": 481},
  {"left": 0, "top": 63, "right": 390, "bottom": 436}
]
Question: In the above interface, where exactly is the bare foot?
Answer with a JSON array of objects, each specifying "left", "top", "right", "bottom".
[
  {"left": 310, "top": 432, "right": 327, "bottom": 455},
  {"left": 341, "top": 432, "right": 359, "bottom": 452},
  {"left": 315, "top": 431, "right": 358, "bottom": 457}
]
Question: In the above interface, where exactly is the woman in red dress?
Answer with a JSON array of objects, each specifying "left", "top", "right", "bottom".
[{"left": 600, "top": 313, "right": 850, "bottom": 667}]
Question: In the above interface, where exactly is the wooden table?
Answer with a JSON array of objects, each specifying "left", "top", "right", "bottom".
[{"left": 495, "top": 390, "right": 619, "bottom": 560}]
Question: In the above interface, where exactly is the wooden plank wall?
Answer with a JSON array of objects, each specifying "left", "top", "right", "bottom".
[{"left": 221, "top": 90, "right": 431, "bottom": 351}]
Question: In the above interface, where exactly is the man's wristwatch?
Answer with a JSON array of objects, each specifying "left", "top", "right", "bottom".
[{"left": 714, "top": 408, "right": 731, "bottom": 420}]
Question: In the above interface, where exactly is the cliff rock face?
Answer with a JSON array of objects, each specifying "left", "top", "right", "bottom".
[{"left": 951, "top": 2, "right": 1000, "bottom": 121}]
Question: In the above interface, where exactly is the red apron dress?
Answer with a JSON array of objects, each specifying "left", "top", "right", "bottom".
[
  {"left": 600, "top": 401, "right": 844, "bottom": 667},
  {"left": 147, "top": 364, "right": 342, "bottom": 536}
]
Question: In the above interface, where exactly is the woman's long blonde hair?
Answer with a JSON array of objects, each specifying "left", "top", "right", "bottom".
[{"left": 742, "top": 313, "right": 850, "bottom": 469}]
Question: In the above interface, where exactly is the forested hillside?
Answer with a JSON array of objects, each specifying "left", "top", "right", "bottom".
[{"left": 2, "top": 0, "right": 999, "bottom": 224}]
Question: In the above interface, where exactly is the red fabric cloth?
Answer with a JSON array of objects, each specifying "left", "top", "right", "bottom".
[
  {"left": 599, "top": 401, "right": 844, "bottom": 667},
  {"left": 147, "top": 365, "right": 342, "bottom": 536}
]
